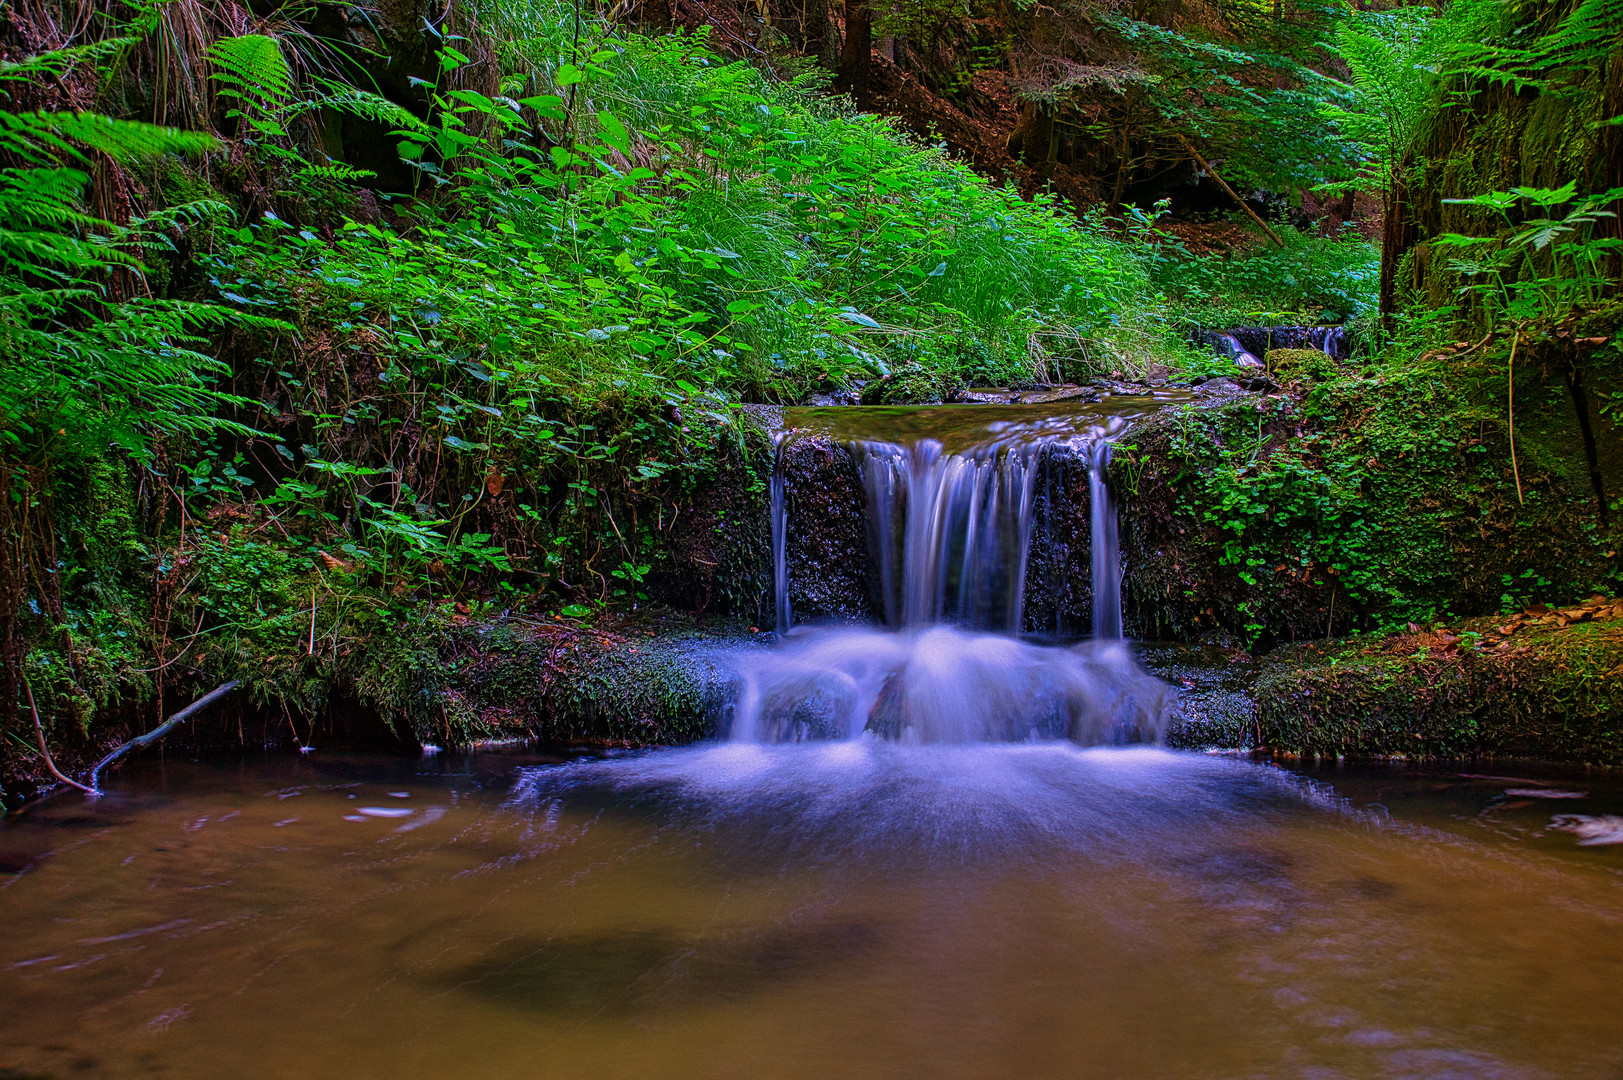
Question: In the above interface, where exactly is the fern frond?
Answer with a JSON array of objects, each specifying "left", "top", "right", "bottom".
[
  {"left": 1535, "top": 0, "right": 1623, "bottom": 70},
  {"left": 126, "top": 197, "right": 236, "bottom": 234},
  {"left": 0, "top": 38, "right": 135, "bottom": 86},
  {"left": 0, "top": 110, "right": 215, "bottom": 165},
  {"left": 293, "top": 83, "right": 433, "bottom": 135},
  {"left": 297, "top": 163, "right": 377, "bottom": 184},
  {"left": 209, "top": 34, "right": 294, "bottom": 112}
]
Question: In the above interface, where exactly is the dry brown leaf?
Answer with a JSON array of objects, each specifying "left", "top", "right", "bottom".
[
  {"left": 317, "top": 549, "right": 357, "bottom": 573},
  {"left": 485, "top": 472, "right": 505, "bottom": 496}
]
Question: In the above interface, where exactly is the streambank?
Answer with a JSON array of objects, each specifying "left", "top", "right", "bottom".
[
  {"left": 1152, "top": 603, "right": 1623, "bottom": 766},
  {"left": 0, "top": 611, "right": 759, "bottom": 808},
  {"left": 12, "top": 599, "right": 1623, "bottom": 809}
]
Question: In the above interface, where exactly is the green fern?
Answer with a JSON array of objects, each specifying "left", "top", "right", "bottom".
[
  {"left": 297, "top": 163, "right": 377, "bottom": 184},
  {"left": 0, "top": 41, "right": 281, "bottom": 468},
  {"left": 292, "top": 83, "right": 430, "bottom": 135},
  {"left": 208, "top": 34, "right": 294, "bottom": 114},
  {"left": 0, "top": 110, "right": 214, "bottom": 165}
]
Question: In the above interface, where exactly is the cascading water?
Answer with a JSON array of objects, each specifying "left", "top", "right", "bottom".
[
  {"left": 735, "top": 400, "right": 1176, "bottom": 746},
  {"left": 770, "top": 436, "right": 792, "bottom": 634},
  {"left": 854, "top": 437, "right": 1039, "bottom": 631},
  {"left": 1087, "top": 440, "right": 1122, "bottom": 641}
]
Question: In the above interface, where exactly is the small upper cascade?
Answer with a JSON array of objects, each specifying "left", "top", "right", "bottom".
[
  {"left": 772, "top": 400, "right": 1150, "bottom": 636},
  {"left": 1194, "top": 325, "right": 1349, "bottom": 368}
]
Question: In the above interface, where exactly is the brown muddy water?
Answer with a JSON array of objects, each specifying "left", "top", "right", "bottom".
[{"left": 2, "top": 745, "right": 1622, "bottom": 1080}]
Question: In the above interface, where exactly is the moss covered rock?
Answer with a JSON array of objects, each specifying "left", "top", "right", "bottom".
[
  {"left": 1265, "top": 347, "right": 1337, "bottom": 382},
  {"left": 409, "top": 617, "right": 748, "bottom": 747},
  {"left": 1255, "top": 605, "right": 1623, "bottom": 764},
  {"left": 859, "top": 365, "right": 968, "bottom": 405}
]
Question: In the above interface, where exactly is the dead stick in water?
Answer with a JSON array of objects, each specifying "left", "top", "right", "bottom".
[
  {"left": 88, "top": 680, "right": 241, "bottom": 793},
  {"left": 23, "top": 676, "right": 96, "bottom": 794},
  {"left": 1176, "top": 134, "right": 1286, "bottom": 249},
  {"left": 1508, "top": 329, "right": 1524, "bottom": 504}
]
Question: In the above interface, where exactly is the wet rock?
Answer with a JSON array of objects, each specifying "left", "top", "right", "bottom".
[
  {"left": 858, "top": 366, "right": 968, "bottom": 405},
  {"left": 647, "top": 406, "right": 775, "bottom": 620},
  {"left": 1228, "top": 325, "right": 1350, "bottom": 361},
  {"left": 1138, "top": 643, "right": 1260, "bottom": 750},
  {"left": 776, "top": 436, "right": 876, "bottom": 624},
  {"left": 1251, "top": 616, "right": 1623, "bottom": 764},
  {"left": 752, "top": 677, "right": 851, "bottom": 741}
]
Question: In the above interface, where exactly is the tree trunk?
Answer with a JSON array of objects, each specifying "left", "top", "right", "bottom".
[
  {"left": 1110, "top": 125, "right": 1131, "bottom": 211},
  {"left": 839, "top": 0, "right": 872, "bottom": 94},
  {"left": 1006, "top": 102, "right": 1054, "bottom": 169},
  {"left": 805, "top": 0, "right": 841, "bottom": 72},
  {"left": 1379, "top": 166, "right": 1417, "bottom": 331}
]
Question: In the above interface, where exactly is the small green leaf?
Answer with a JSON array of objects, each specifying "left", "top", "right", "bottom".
[{"left": 599, "top": 110, "right": 632, "bottom": 155}]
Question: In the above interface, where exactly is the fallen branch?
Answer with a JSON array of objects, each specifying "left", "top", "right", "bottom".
[
  {"left": 23, "top": 676, "right": 96, "bottom": 795},
  {"left": 88, "top": 680, "right": 241, "bottom": 793},
  {"left": 1177, "top": 134, "right": 1286, "bottom": 249}
]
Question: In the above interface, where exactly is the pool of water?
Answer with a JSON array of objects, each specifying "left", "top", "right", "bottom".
[
  {"left": 782, "top": 392, "right": 1191, "bottom": 455},
  {"left": 2, "top": 745, "right": 1621, "bottom": 1080}
]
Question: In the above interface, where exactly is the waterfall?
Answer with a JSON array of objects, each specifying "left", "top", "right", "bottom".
[
  {"left": 1087, "top": 441, "right": 1122, "bottom": 640},
  {"left": 744, "top": 406, "right": 1171, "bottom": 746},
  {"left": 1195, "top": 324, "right": 1350, "bottom": 366},
  {"left": 851, "top": 439, "right": 1039, "bottom": 632},
  {"left": 772, "top": 414, "right": 1129, "bottom": 637},
  {"left": 770, "top": 434, "right": 792, "bottom": 632}
]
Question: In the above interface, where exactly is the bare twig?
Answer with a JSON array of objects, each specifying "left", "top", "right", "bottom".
[
  {"left": 88, "top": 680, "right": 241, "bottom": 792},
  {"left": 23, "top": 676, "right": 95, "bottom": 794}
]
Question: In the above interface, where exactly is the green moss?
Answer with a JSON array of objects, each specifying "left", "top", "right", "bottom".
[
  {"left": 1266, "top": 348, "right": 1337, "bottom": 382},
  {"left": 1255, "top": 616, "right": 1623, "bottom": 764},
  {"left": 859, "top": 364, "right": 968, "bottom": 405},
  {"left": 366, "top": 618, "right": 743, "bottom": 747},
  {"left": 1117, "top": 367, "right": 1621, "bottom": 647}
]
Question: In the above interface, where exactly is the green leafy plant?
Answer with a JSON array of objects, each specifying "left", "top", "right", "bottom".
[{"left": 1436, "top": 182, "right": 1623, "bottom": 326}]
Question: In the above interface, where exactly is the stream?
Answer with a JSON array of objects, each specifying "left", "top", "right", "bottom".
[
  {"left": 3, "top": 395, "right": 1622, "bottom": 1078},
  {"left": 2, "top": 751, "right": 1623, "bottom": 1078}
]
